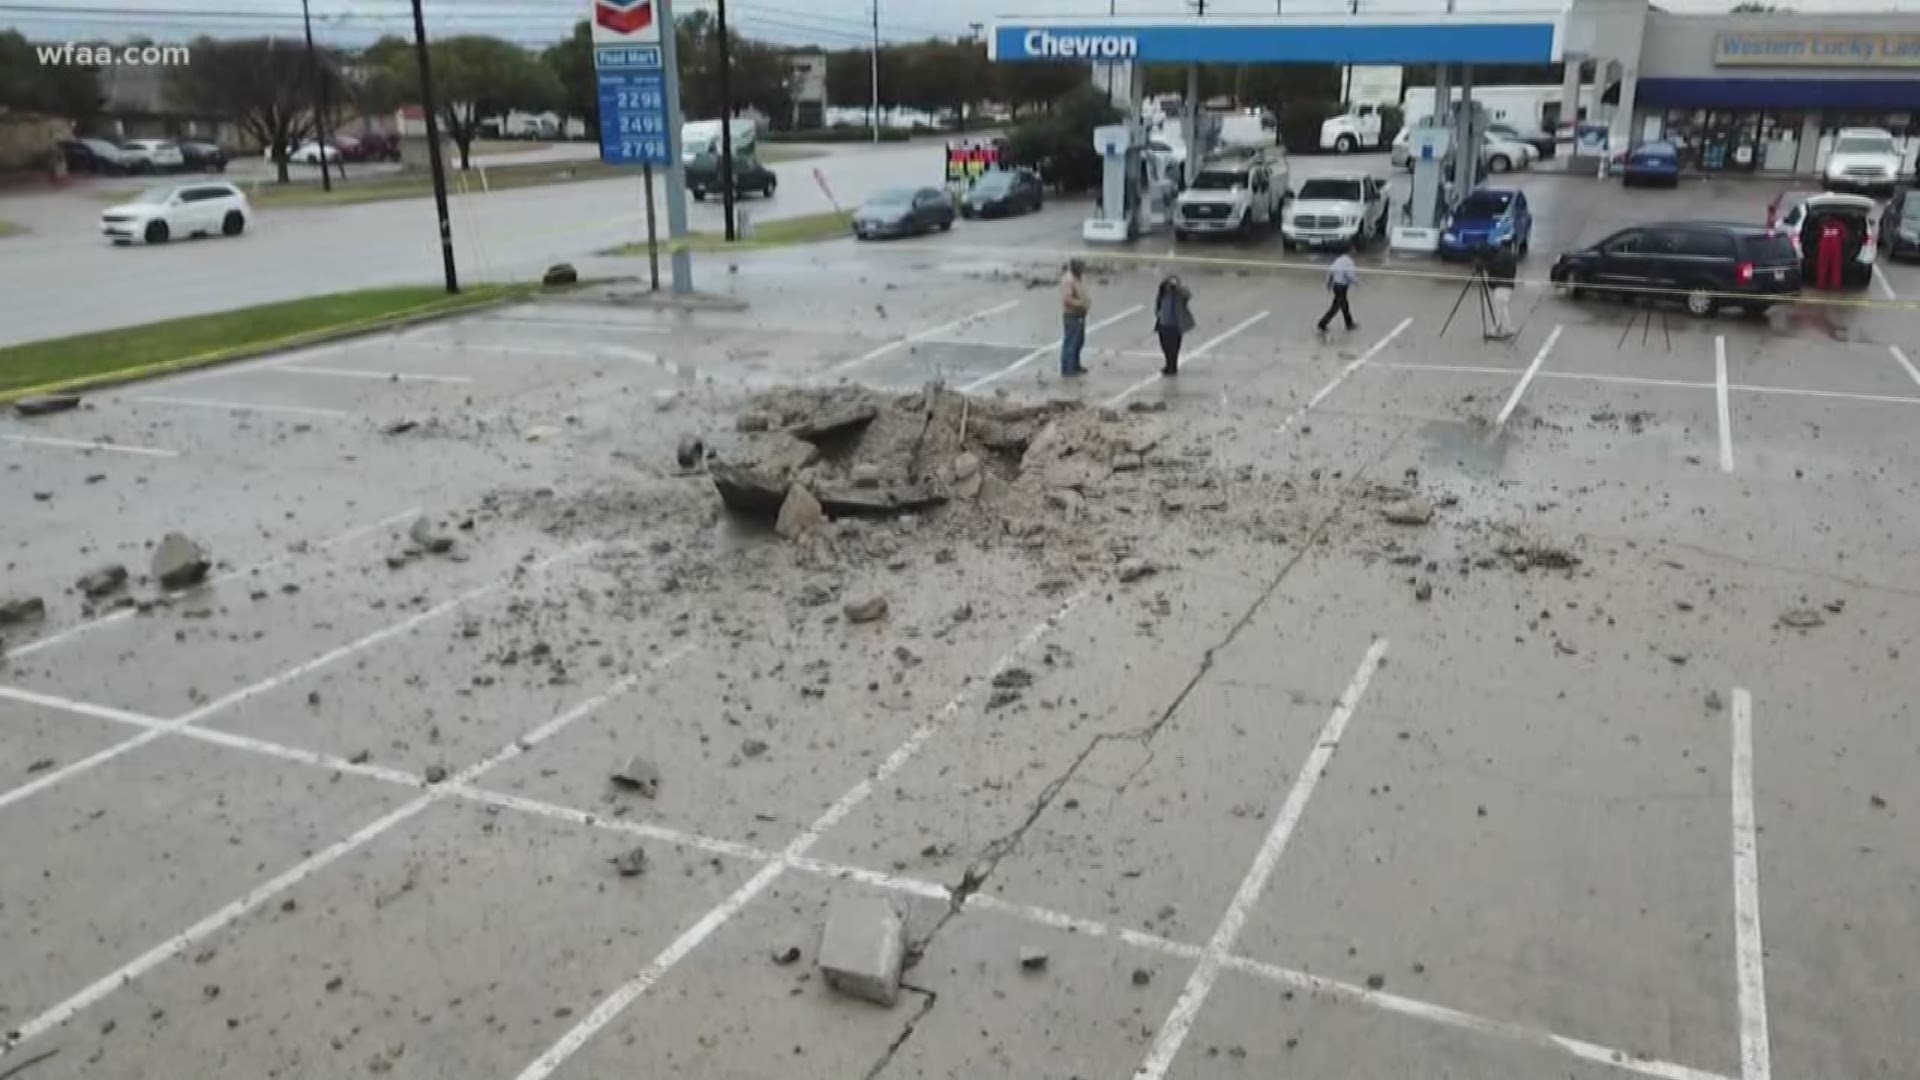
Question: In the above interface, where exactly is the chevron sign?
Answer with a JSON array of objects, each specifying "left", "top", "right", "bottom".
[{"left": 593, "top": 0, "right": 660, "bottom": 43}]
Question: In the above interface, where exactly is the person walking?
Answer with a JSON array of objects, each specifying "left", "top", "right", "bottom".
[
  {"left": 1317, "top": 251, "right": 1359, "bottom": 335},
  {"left": 1485, "top": 242, "right": 1519, "bottom": 340},
  {"left": 1059, "top": 259, "right": 1092, "bottom": 378},
  {"left": 1153, "top": 273, "right": 1196, "bottom": 376}
]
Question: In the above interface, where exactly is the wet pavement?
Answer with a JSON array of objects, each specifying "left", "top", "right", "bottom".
[{"left": 2, "top": 169, "right": 1918, "bottom": 1080}]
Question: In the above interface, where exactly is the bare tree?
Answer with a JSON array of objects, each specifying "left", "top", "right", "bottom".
[{"left": 168, "top": 36, "right": 325, "bottom": 183}]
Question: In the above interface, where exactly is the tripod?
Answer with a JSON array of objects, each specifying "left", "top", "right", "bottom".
[{"left": 1440, "top": 264, "right": 1505, "bottom": 341}]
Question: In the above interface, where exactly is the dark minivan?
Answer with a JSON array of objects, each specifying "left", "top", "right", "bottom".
[{"left": 1551, "top": 221, "right": 1801, "bottom": 316}]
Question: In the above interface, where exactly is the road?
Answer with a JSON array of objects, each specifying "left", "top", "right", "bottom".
[
  {"left": 0, "top": 138, "right": 946, "bottom": 348},
  {"left": 1, "top": 169, "right": 1917, "bottom": 1079}
]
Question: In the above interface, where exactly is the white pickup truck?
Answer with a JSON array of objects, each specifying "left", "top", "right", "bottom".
[
  {"left": 1174, "top": 150, "right": 1288, "bottom": 239},
  {"left": 1281, "top": 173, "right": 1392, "bottom": 251}
]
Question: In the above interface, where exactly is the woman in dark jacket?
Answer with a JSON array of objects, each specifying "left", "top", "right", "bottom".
[{"left": 1153, "top": 274, "right": 1196, "bottom": 376}]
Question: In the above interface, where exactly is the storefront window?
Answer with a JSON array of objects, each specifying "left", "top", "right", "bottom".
[{"left": 1664, "top": 108, "right": 1806, "bottom": 173}]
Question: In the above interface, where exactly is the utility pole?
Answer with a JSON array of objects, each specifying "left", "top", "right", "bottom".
[
  {"left": 716, "top": 0, "right": 738, "bottom": 241},
  {"left": 869, "top": 1, "right": 880, "bottom": 143},
  {"left": 300, "top": 0, "right": 334, "bottom": 192},
  {"left": 409, "top": 0, "right": 457, "bottom": 294}
]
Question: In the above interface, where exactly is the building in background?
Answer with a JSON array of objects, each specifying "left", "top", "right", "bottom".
[{"left": 789, "top": 52, "right": 827, "bottom": 130}]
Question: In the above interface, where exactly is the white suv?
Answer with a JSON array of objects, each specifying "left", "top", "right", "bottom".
[
  {"left": 101, "top": 181, "right": 252, "bottom": 245},
  {"left": 1824, "top": 127, "right": 1905, "bottom": 196},
  {"left": 1174, "top": 150, "right": 1288, "bottom": 239}
]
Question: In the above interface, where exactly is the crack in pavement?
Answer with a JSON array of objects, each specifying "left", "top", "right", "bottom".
[{"left": 859, "top": 984, "right": 938, "bottom": 1080}]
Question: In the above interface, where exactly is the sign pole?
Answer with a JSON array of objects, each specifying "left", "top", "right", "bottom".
[
  {"left": 656, "top": 0, "right": 693, "bottom": 293},
  {"left": 643, "top": 162, "right": 661, "bottom": 292}
]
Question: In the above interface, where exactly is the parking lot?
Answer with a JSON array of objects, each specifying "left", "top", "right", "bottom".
[{"left": 3, "top": 169, "right": 1918, "bottom": 1080}]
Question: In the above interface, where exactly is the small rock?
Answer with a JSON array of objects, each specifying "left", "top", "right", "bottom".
[
  {"left": 851, "top": 463, "right": 883, "bottom": 488},
  {"left": 26, "top": 758, "right": 54, "bottom": 774},
  {"left": 151, "top": 532, "right": 212, "bottom": 590},
  {"left": 1824, "top": 599, "right": 1846, "bottom": 614},
  {"left": 76, "top": 565, "right": 129, "bottom": 599},
  {"left": 772, "top": 946, "right": 802, "bottom": 965},
  {"left": 383, "top": 419, "right": 418, "bottom": 436},
  {"left": 736, "top": 412, "right": 772, "bottom": 433},
  {"left": 1132, "top": 968, "right": 1152, "bottom": 986},
  {"left": 348, "top": 749, "right": 371, "bottom": 765},
  {"left": 741, "top": 738, "right": 769, "bottom": 759},
  {"left": 1381, "top": 499, "right": 1433, "bottom": 526},
  {"left": 1413, "top": 580, "right": 1433, "bottom": 602},
  {"left": 991, "top": 668, "right": 1034, "bottom": 690},
  {"left": 1116, "top": 558, "right": 1156, "bottom": 584},
  {"left": 610, "top": 846, "right": 648, "bottom": 877},
  {"left": 1868, "top": 794, "right": 1887, "bottom": 810},
  {"left": 0, "top": 595, "right": 46, "bottom": 626},
  {"left": 1019, "top": 949, "right": 1048, "bottom": 971},
  {"left": 408, "top": 516, "right": 454, "bottom": 555},
  {"left": 844, "top": 596, "right": 888, "bottom": 624},
  {"left": 951, "top": 452, "right": 981, "bottom": 480},
  {"left": 423, "top": 766, "right": 447, "bottom": 784},
  {"left": 1365, "top": 973, "right": 1386, "bottom": 990},
  {"left": 611, "top": 755, "right": 661, "bottom": 798},
  {"left": 1779, "top": 607, "right": 1825, "bottom": 629},
  {"left": 676, "top": 434, "right": 705, "bottom": 470},
  {"left": 775, "top": 484, "right": 826, "bottom": 540},
  {"left": 1705, "top": 690, "right": 1724, "bottom": 712},
  {"left": 13, "top": 393, "right": 82, "bottom": 417}
]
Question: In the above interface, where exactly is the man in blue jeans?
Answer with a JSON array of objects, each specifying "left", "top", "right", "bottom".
[{"left": 1059, "top": 259, "right": 1091, "bottom": 377}]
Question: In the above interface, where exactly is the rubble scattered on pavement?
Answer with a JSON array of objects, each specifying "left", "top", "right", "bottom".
[
  {"left": 151, "top": 532, "right": 212, "bottom": 590},
  {"left": 1779, "top": 607, "right": 1826, "bottom": 629},
  {"left": 610, "top": 846, "right": 648, "bottom": 877},
  {"left": 818, "top": 895, "right": 906, "bottom": 1006},
  {"left": 1019, "top": 948, "right": 1049, "bottom": 971},
  {"left": 843, "top": 596, "right": 888, "bottom": 624},
  {"left": 76, "top": 565, "right": 128, "bottom": 599},
  {"left": 611, "top": 755, "right": 661, "bottom": 797}
]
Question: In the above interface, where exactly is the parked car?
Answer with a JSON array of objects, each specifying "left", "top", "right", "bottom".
[
  {"left": 59, "top": 138, "right": 132, "bottom": 175},
  {"left": 118, "top": 139, "right": 185, "bottom": 173},
  {"left": 1282, "top": 173, "right": 1390, "bottom": 251},
  {"left": 1481, "top": 132, "right": 1536, "bottom": 174},
  {"left": 1823, "top": 127, "right": 1904, "bottom": 196},
  {"left": 1174, "top": 149, "right": 1287, "bottom": 239},
  {"left": 100, "top": 181, "right": 252, "bottom": 245},
  {"left": 176, "top": 140, "right": 229, "bottom": 172},
  {"left": 685, "top": 152, "right": 777, "bottom": 200},
  {"left": 1621, "top": 141, "right": 1681, "bottom": 188},
  {"left": 960, "top": 168, "right": 1044, "bottom": 219},
  {"left": 332, "top": 134, "right": 365, "bottom": 162},
  {"left": 1551, "top": 221, "right": 1801, "bottom": 316},
  {"left": 1487, "top": 121, "right": 1555, "bottom": 160},
  {"left": 265, "top": 142, "right": 342, "bottom": 165},
  {"left": 1767, "top": 191, "right": 1880, "bottom": 289},
  {"left": 354, "top": 131, "right": 401, "bottom": 161},
  {"left": 1880, "top": 187, "right": 1920, "bottom": 262},
  {"left": 1439, "top": 187, "right": 1533, "bottom": 260},
  {"left": 852, "top": 186, "right": 953, "bottom": 240}
]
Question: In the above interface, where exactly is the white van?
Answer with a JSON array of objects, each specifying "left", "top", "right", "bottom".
[{"left": 682, "top": 118, "right": 757, "bottom": 163}]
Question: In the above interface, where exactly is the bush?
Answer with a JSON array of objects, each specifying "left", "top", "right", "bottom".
[
  {"left": 1006, "top": 84, "right": 1120, "bottom": 193},
  {"left": 1279, "top": 98, "right": 1340, "bottom": 154},
  {"left": 763, "top": 126, "right": 912, "bottom": 144}
]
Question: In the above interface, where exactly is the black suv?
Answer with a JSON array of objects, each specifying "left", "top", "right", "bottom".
[
  {"left": 686, "top": 152, "right": 776, "bottom": 201},
  {"left": 1551, "top": 221, "right": 1801, "bottom": 316}
]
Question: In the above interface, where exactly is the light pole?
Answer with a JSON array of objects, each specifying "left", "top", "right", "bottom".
[
  {"left": 409, "top": 0, "right": 457, "bottom": 293},
  {"left": 869, "top": 1, "right": 880, "bottom": 143},
  {"left": 300, "top": 0, "right": 335, "bottom": 192}
]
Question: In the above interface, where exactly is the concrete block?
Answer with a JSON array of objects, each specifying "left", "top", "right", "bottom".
[{"left": 817, "top": 895, "right": 904, "bottom": 1006}]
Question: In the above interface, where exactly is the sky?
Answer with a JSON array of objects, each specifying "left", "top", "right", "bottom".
[{"left": 3, "top": 0, "right": 1917, "bottom": 50}]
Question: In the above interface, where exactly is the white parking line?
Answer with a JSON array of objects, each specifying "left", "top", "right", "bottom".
[
  {"left": 1890, "top": 345, "right": 1920, "bottom": 388},
  {"left": 0, "top": 433, "right": 179, "bottom": 458},
  {"left": 134, "top": 396, "right": 354, "bottom": 420},
  {"left": 960, "top": 305, "right": 1143, "bottom": 394},
  {"left": 1373, "top": 361, "right": 1523, "bottom": 377},
  {"left": 281, "top": 366, "right": 473, "bottom": 385},
  {"left": 1135, "top": 638, "right": 1391, "bottom": 1080},
  {"left": 1104, "top": 310, "right": 1272, "bottom": 406},
  {"left": 819, "top": 299, "right": 1023, "bottom": 380},
  {"left": 1730, "top": 688, "right": 1773, "bottom": 1080},
  {"left": 1715, "top": 336, "right": 1735, "bottom": 473},
  {"left": 1381, "top": 360, "right": 1920, "bottom": 404},
  {"left": 1277, "top": 316, "right": 1413, "bottom": 434},
  {"left": 1494, "top": 324, "right": 1564, "bottom": 427},
  {"left": 511, "top": 584, "right": 1096, "bottom": 1080},
  {"left": 2, "top": 507, "right": 420, "bottom": 660},
  {"left": 0, "top": 649, "right": 691, "bottom": 1054},
  {"left": 1872, "top": 264, "right": 1898, "bottom": 302}
]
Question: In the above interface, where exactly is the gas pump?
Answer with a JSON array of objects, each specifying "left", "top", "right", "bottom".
[
  {"left": 1391, "top": 121, "right": 1453, "bottom": 254},
  {"left": 1085, "top": 121, "right": 1163, "bottom": 244}
]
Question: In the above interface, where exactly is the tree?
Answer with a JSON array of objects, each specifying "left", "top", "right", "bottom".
[
  {"left": 1007, "top": 83, "right": 1119, "bottom": 193},
  {"left": 0, "top": 30, "right": 102, "bottom": 118},
  {"left": 341, "top": 36, "right": 410, "bottom": 123},
  {"left": 673, "top": 12, "right": 793, "bottom": 124},
  {"left": 394, "top": 35, "right": 559, "bottom": 169},
  {"left": 543, "top": 21, "right": 597, "bottom": 136},
  {"left": 995, "top": 62, "right": 1087, "bottom": 116},
  {"left": 167, "top": 36, "right": 321, "bottom": 183}
]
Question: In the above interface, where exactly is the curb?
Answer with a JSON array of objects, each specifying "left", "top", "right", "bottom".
[{"left": 0, "top": 285, "right": 554, "bottom": 406}]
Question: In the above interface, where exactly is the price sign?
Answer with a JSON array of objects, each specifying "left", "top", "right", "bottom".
[{"left": 595, "top": 44, "right": 671, "bottom": 166}]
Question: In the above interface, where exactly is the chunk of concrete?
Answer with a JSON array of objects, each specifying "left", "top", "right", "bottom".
[
  {"left": 611, "top": 755, "right": 660, "bottom": 798},
  {"left": 818, "top": 895, "right": 905, "bottom": 1007},
  {"left": 151, "top": 532, "right": 211, "bottom": 590},
  {"left": 76, "top": 565, "right": 129, "bottom": 599},
  {"left": 12, "top": 394, "right": 81, "bottom": 417},
  {"left": 0, "top": 595, "right": 47, "bottom": 626},
  {"left": 789, "top": 404, "right": 877, "bottom": 444},
  {"left": 775, "top": 484, "right": 825, "bottom": 540}
]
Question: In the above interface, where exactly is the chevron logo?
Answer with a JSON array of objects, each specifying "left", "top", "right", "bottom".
[{"left": 595, "top": 0, "right": 654, "bottom": 35}]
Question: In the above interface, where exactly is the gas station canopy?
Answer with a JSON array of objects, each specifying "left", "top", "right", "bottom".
[{"left": 989, "top": 13, "right": 1565, "bottom": 65}]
